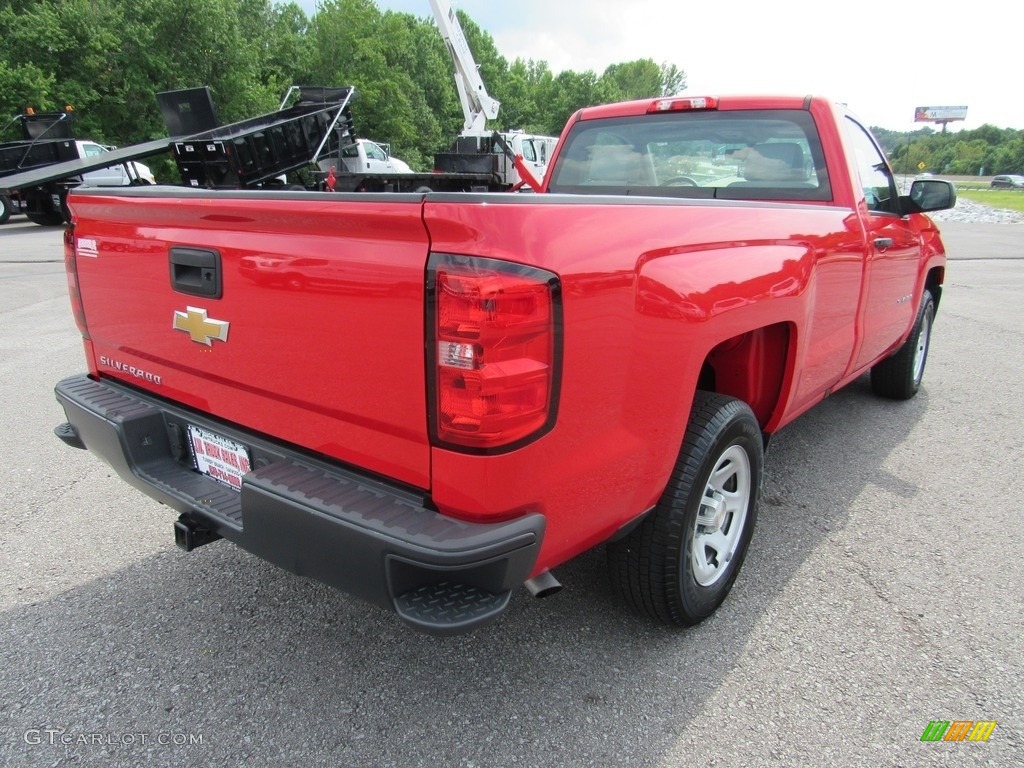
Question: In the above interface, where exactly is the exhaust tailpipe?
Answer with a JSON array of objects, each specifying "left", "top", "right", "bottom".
[{"left": 524, "top": 570, "right": 562, "bottom": 598}]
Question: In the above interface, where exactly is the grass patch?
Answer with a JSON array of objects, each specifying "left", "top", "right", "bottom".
[{"left": 957, "top": 188, "right": 1024, "bottom": 213}]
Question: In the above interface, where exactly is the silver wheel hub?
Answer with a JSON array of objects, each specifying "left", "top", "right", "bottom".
[
  {"left": 696, "top": 491, "right": 728, "bottom": 533},
  {"left": 691, "top": 444, "right": 751, "bottom": 587},
  {"left": 912, "top": 308, "right": 931, "bottom": 383}
]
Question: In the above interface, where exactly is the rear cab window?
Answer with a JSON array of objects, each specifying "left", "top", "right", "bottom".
[{"left": 547, "top": 109, "right": 831, "bottom": 202}]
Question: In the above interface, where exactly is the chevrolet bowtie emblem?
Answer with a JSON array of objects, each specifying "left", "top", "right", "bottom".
[{"left": 173, "top": 306, "right": 229, "bottom": 346}]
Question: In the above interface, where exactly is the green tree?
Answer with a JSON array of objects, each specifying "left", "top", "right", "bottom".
[
  {"left": 307, "top": 1, "right": 459, "bottom": 168},
  {"left": 254, "top": 2, "right": 315, "bottom": 98},
  {"left": 497, "top": 59, "right": 548, "bottom": 134},
  {"left": 992, "top": 134, "right": 1024, "bottom": 175},
  {"left": 0, "top": 0, "right": 305, "bottom": 146},
  {"left": 539, "top": 69, "right": 616, "bottom": 135},
  {"left": 602, "top": 59, "right": 662, "bottom": 101},
  {"left": 660, "top": 62, "right": 686, "bottom": 96}
]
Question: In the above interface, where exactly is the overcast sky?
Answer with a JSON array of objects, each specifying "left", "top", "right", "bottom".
[{"left": 293, "top": 0, "right": 1016, "bottom": 132}]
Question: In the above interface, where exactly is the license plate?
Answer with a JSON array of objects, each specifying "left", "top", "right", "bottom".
[{"left": 188, "top": 425, "right": 252, "bottom": 492}]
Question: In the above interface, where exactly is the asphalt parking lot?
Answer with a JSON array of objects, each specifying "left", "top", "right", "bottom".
[{"left": 0, "top": 217, "right": 1021, "bottom": 767}]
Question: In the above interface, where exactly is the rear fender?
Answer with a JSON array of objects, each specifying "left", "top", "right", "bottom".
[{"left": 637, "top": 241, "right": 811, "bottom": 430}]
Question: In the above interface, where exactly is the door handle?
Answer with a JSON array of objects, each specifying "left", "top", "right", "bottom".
[{"left": 874, "top": 237, "right": 893, "bottom": 250}]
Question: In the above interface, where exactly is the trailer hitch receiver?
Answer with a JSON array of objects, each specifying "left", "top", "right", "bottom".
[{"left": 174, "top": 515, "right": 222, "bottom": 552}]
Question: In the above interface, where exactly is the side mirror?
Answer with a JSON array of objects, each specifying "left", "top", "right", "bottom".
[{"left": 903, "top": 179, "right": 957, "bottom": 214}]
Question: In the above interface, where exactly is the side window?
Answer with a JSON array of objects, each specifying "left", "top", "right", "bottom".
[
  {"left": 520, "top": 140, "right": 537, "bottom": 163},
  {"left": 843, "top": 117, "right": 898, "bottom": 214},
  {"left": 365, "top": 143, "right": 386, "bottom": 162},
  {"left": 341, "top": 144, "right": 359, "bottom": 159},
  {"left": 81, "top": 143, "right": 105, "bottom": 157}
]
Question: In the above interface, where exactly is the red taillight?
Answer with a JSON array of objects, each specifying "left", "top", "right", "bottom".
[
  {"left": 63, "top": 227, "right": 90, "bottom": 339},
  {"left": 429, "top": 254, "right": 561, "bottom": 452},
  {"left": 647, "top": 96, "right": 718, "bottom": 113}
]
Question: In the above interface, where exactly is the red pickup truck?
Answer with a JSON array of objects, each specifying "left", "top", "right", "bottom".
[{"left": 53, "top": 94, "right": 955, "bottom": 634}]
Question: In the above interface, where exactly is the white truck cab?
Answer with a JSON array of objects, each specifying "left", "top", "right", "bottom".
[
  {"left": 338, "top": 139, "right": 413, "bottom": 174},
  {"left": 502, "top": 131, "right": 558, "bottom": 181},
  {"left": 77, "top": 141, "right": 156, "bottom": 186}
]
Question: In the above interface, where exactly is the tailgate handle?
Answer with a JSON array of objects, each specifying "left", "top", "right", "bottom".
[{"left": 170, "top": 247, "right": 222, "bottom": 298}]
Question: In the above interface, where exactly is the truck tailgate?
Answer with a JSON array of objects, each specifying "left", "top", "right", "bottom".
[{"left": 67, "top": 190, "right": 432, "bottom": 489}]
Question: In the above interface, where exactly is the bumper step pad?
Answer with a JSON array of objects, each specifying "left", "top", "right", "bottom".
[{"left": 393, "top": 582, "right": 512, "bottom": 635}]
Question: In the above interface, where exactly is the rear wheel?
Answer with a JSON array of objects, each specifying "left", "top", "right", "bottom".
[
  {"left": 608, "top": 391, "right": 762, "bottom": 625},
  {"left": 25, "top": 209, "right": 66, "bottom": 226},
  {"left": 870, "top": 289, "right": 935, "bottom": 400},
  {"left": 0, "top": 194, "right": 10, "bottom": 224}
]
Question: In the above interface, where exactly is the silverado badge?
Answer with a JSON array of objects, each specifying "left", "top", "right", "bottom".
[{"left": 173, "top": 306, "right": 229, "bottom": 346}]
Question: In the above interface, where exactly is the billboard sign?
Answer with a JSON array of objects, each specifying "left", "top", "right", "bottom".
[{"left": 914, "top": 106, "right": 968, "bottom": 122}]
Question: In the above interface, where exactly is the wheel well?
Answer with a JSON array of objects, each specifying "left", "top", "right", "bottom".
[
  {"left": 700, "top": 323, "right": 790, "bottom": 427},
  {"left": 926, "top": 266, "right": 944, "bottom": 312}
]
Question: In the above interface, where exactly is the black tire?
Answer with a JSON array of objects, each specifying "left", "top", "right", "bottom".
[
  {"left": 870, "top": 289, "right": 935, "bottom": 400},
  {"left": 608, "top": 391, "right": 762, "bottom": 626},
  {"left": 25, "top": 209, "right": 66, "bottom": 226},
  {"left": 0, "top": 194, "right": 11, "bottom": 224}
]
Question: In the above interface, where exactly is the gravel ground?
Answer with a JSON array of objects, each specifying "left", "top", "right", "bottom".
[{"left": 931, "top": 195, "right": 1024, "bottom": 224}]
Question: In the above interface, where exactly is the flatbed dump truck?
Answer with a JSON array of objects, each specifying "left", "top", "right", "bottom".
[
  {"left": 0, "top": 101, "right": 173, "bottom": 225},
  {"left": 1, "top": 108, "right": 81, "bottom": 224},
  {"left": 0, "top": 85, "right": 534, "bottom": 217},
  {"left": 0, "top": 107, "right": 155, "bottom": 225}
]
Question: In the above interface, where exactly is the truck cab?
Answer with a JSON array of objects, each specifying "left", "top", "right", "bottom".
[
  {"left": 337, "top": 139, "right": 413, "bottom": 174},
  {"left": 76, "top": 141, "right": 156, "bottom": 186},
  {"left": 502, "top": 131, "right": 558, "bottom": 181}
]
